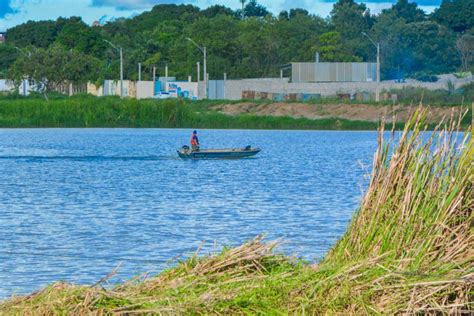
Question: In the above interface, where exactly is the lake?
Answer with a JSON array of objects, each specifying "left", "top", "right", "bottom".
[{"left": 0, "top": 128, "right": 377, "bottom": 298}]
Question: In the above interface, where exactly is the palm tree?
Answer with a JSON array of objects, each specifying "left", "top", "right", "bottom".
[{"left": 240, "top": 0, "right": 247, "bottom": 19}]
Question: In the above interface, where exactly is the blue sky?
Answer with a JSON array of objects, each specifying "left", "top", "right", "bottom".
[{"left": 0, "top": 0, "right": 441, "bottom": 31}]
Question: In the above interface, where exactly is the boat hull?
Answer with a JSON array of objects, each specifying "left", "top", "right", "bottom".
[{"left": 177, "top": 147, "right": 261, "bottom": 159}]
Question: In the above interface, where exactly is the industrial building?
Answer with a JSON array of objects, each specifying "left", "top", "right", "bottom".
[{"left": 291, "top": 62, "right": 377, "bottom": 83}]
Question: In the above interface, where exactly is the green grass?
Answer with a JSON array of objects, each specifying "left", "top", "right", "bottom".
[
  {"left": 387, "top": 82, "right": 474, "bottom": 106},
  {"left": 1, "top": 94, "right": 470, "bottom": 130},
  {"left": 0, "top": 108, "right": 472, "bottom": 314},
  {"left": 0, "top": 94, "right": 389, "bottom": 130}
]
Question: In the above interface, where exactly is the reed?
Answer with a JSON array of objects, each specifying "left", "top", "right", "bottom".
[
  {"left": 307, "top": 107, "right": 473, "bottom": 313},
  {"left": 0, "top": 107, "right": 472, "bottom": 314}
]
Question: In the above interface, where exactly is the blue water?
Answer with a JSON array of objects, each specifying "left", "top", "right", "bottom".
[{"left": 0, "top": 129, "right": 378, "bottom": 298}]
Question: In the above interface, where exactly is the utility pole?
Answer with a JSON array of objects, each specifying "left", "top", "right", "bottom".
[
  {"left": 203, "top": 46, "right": 207, "bottom": 92},
  {"left": 14, "top": 47, "right": 30, "bottom": 96},
  {"left": 197, "top": 62, "right": 200, "bottom": 82},
  {"left": 152, "top": 66, "right": 156, "bottom": 93},
  {"left": 119, "top": 47, "right": 123, "bottom": 98},
  {"left": 376, "top": 43, "right": 380, "bottom": 84},
  {"left": 104, "top": 40, "right": 124, "bottom": 99},
  {"left": 165, "top": 64, "right": 169, "bottom": 92},
  {"left": 361, "top": 32, "right": 381, "bottom": 102},
  {"left": 138, "top": 63, "right": 141, "bottom": 81},
  {"left": 186, "top": 38, "right": 208, "bottom": 99}
]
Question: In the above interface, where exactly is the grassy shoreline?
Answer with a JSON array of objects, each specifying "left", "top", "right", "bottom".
[
  {"left": 0, "top": 95, "right": 470, "bottom": 130},
  {"left": 1, "top": 108, "right": 472, "bottom": 314}
]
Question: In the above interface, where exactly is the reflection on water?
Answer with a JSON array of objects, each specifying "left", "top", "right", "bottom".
[{"left": 0, "top": 128, "right": 377, "bottom": 298}]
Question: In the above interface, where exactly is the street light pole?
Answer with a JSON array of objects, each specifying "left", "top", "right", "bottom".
[
  {"left": 138, "top": 63, "right": 142, "bottom": 81},
  {"left": 197, "top": 62, "right": 200, "bottom": 82},
  {"left": 376, "top": 43, "right": 380, "bottom": 84},
  {"left": 203, "top": 46, "right": 207, "bottom": 89},
  {"left": 120, "top": 47, "right": 123, "bottom": 98},
  {"left": 104, "top": 40, "right": 124, "bottom": 99},
  {"left": 186, "top": 37, "right": 207, "bottom": 99},
  {"left": 14, "top": 47, "right": 30, "bottom": 96},
  {"left": 362, "top": 32, "right": 380, "bottom": 102}
]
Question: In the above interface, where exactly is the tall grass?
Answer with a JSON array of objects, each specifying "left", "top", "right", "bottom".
[
  {"left": 0, "top": 95, "right": 385, "bottom": 130},
  {"left": 312, "top": 109, "right": 473, "bottom": 313},
  {"left": 0, "top": 93, "right": 471, "bottom": 129},
  {"left": 388, "top": 83, "right": 474, "bottom": 106},
  {"left": 0, "top": 108, "right": 472, "bottom": 314}
]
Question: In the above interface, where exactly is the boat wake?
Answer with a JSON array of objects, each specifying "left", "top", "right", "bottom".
[{"left": 0, "top": 155, "right": 178, "bottom": 161}]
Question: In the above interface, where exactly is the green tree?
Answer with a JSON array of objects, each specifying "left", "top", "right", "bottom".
[
  {"left": 381, "top": 0, "right": 425, "bottom": 23},
  {"left": 56, "top": 17, "right": 108, "bottom": 58},
  {"left": 371, "top": 12, "right": 411, "bottom": 79},
  {"left": 0, "top": 45, "right": 20, "bottom": 77},
  {"left": 404, "top": 21, "right": 458, "bottom": 74},
  {"left": 9, "top": 45, "right": 100, "bottom": 99},
  {"left": 318, "top": 32, "right": 361, "bottom": 62},
  {"left": 244, "top": 0, "right": 269, "bottom": 18},
  {"left": 6, "top": 20, "right": 58, "bottom": 48},
  {"left": 273, "top": 12, "right": 328, "bottom": 62},
  {"left": 290, "top": 9, "right": 310, "bottom": 19},
  {"left": 432, "top": 0, "right": 474, "bottom": 33},
  {"left": 183, "top": 15, "right": 240, "bottom": 78},
  {"left": 330, "top": 0, "right": 372, "bottom": 59},
  {"left": 236, "top": 17, "right": 278, "bottom": 77},
  {"left": 200, "top": 5, "right": 235, "bottom": 18}
]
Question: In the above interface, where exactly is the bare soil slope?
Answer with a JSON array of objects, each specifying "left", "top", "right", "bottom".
[{"left": 212, "top": 102, "right": 466, "bottom": 123}]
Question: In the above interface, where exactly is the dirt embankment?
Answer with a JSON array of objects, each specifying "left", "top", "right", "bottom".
[{"left": 211, "top": 102, "right": 467, "bottom": 123}]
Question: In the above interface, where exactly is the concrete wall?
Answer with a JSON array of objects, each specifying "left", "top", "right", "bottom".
[
  {"left": 128, "top": 81, "right": 137, "bottom": 99},
  {"left": 0, "top": 80, "right": 13, "bottom": 92},
  {"left": 136, "top": 81, "right": 154, "bottom": 99},
  {"left": 198, "top": 81, "right": 206, "bottom": 99},
  {"left": 102, "top": 80, "right": 136, "bottom": 97},
  {"left": 117, "top": 80, "right": 132, "bottom": 97},
  {"left": 0, "top": 79, "right": 33, "bottom": 95},
  {"left": 87, "top": 82, "right": 103, "bottom": 96},
  {"left": 19, "top": 80, "right": 35, "bottom": 96},
  {"left": 223, "top": 74, "right": 474, "bottom": 100}
]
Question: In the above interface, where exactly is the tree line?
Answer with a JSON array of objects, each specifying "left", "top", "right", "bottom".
[{"left": 0, "top": 0, "right": 472, "bottom": 91}]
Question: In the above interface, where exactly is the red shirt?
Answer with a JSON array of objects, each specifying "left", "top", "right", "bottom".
[{"left": 190, "top": 134, "right": 199, "bottom": 146}]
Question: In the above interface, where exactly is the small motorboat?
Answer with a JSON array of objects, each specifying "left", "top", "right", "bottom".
[{"left": 177, "top": 145, "right": 261, "bottom": 159}]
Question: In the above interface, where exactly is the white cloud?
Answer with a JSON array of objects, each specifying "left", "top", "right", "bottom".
[
  {"left": 0, "top": 0, "right": 144, "bottom": 30},
  {"left": 91, "top": 0, "right": 196, "bottom": 11},
  {"left": 0, "top": 0, "right": 442, "bottom": 31}
]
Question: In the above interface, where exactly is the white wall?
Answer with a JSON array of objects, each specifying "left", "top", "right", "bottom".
[
  {"left": 87, "top": 82, "right": 104, "bottom": 96},
  {"left": 0, "top": 80, "right": 14, "bottom": 92},
  {"left": 222, "top": 75, "right": 474, "bottom": 100},
  {"left": 136, "top": 81, "right": 154, "bottom": 99},
  {"left": 0, "top": 79, "right": 32, "bottom": 95}
]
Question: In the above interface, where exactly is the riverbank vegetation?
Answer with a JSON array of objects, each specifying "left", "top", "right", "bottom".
[
  {"left": 0, "top": 95, "right": 384, "bottom": 130},
  {"left": 0, "top": 94, "right": 471, "bottom": 129},
  {"left": 1, "top": 108, "right": 472, "bottom": 314}
]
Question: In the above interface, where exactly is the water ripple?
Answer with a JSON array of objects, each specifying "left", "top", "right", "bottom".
[{"left": 0, "top": 128, "right": 376, "bottom": 298}]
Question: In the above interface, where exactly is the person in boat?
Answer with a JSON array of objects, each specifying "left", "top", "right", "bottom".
[{"left": 190, "top": 130, "right": 200, "bottom": 151}]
